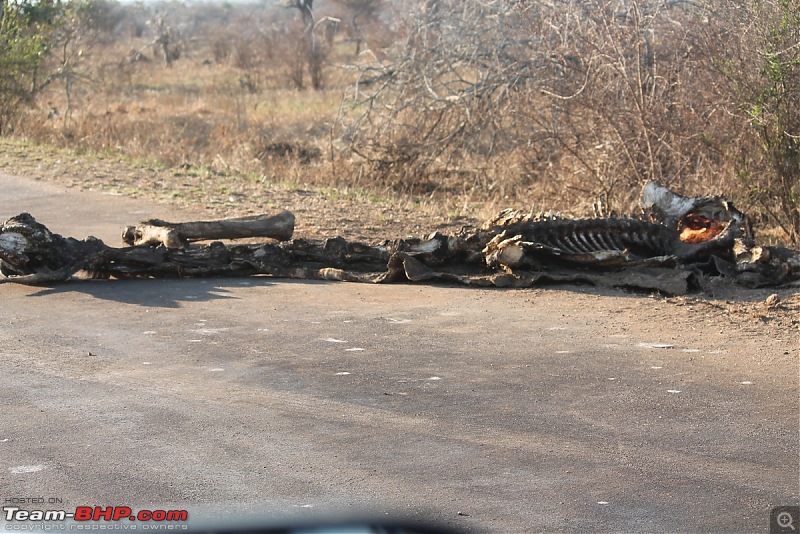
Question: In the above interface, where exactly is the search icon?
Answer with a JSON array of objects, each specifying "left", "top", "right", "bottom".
[{"left": 778, "top": 511, "right": 796, "bottom": 531}]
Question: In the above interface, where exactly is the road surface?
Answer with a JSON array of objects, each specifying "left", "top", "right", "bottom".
[{"left": 1, "top": 174, "right": 798, "bottom": 533}]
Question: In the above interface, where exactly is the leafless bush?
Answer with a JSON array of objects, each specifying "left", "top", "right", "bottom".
[
  {"left": 233, "top": 36, "right": 257, "bottom": 70},
  {"left": 338, "top": 0, "right": 797, "bottom": 237},
  {"left": 212, "top": 37, "right": 231, "bottom": 63}
]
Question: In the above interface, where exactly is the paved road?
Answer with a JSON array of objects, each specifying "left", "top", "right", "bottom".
[{"left": 1, "top": 174, "right": 798, "bottom": 533}]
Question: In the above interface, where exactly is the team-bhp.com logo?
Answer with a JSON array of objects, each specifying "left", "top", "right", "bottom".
[{"left": 4, "top": 506, "right": 188, "bottom": 526}]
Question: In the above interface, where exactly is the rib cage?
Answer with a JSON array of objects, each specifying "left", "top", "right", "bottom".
[
  {"left": 493, "top": 217, "right": 679, "bottom": 259},
  {"left": 482, "top": 179, "right": 751, "bottom": 266}
]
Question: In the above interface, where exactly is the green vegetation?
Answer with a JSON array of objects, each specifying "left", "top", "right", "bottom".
[
  {"left": 752, "top": 0, "right": 800, "bottom": 242},
  {"left": 719, "top": 0, "right": 799, "bottom": 241},
  {"left": 0, "top": 0, "right": 53, "bottom": 132}
]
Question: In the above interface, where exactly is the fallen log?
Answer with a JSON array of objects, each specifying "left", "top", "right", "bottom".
[{"left": 121, "top": 211, "right": 295, "bottom": 248}]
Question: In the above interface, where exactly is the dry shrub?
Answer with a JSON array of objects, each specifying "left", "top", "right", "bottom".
[
  {"left": 211, "top": 37, "right": 231, "bottom": 64},
  {"left": 340, "top": 2, "right": 713, "bottom": 201},
  {"left": 232, "top": 36, "right": 257, "bottom": 70},
  {"left": 8, "top": 0, "right": 796, "bottom": 244},
  {"left": 338, "top": 0, "right": 799, "bottom": 242},
  {"left": 700, "top": 0, "right": 800, "bottom": 243}
]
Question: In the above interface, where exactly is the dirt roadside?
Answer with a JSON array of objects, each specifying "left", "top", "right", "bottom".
[{"left": 0, "top": 137, "right": 474, "bottom": 241}]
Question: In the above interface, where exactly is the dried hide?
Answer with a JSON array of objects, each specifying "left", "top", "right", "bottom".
[{"left": 1, "top": 182, "right": 798, "bottom": 294}]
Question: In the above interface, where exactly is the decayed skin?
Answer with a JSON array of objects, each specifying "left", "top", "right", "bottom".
[
  {"left": 1, "top": 183, "right": 798, "bottom": 292},
  {"left": 0, "top": 213, "right": 108, "bottom": 284}
]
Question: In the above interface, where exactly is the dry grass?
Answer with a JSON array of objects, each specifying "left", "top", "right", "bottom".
[
  {"left": 5, "top": 4, "right": 610, "bottom": 225},
  {"left": 5, "top": 1, "right": 797, "bottom": 245},
  {"left": 12, "top": 59, "right": 498, "bottom": 226}
]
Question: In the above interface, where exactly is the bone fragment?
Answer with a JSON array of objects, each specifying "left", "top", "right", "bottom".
[{"left": 122, "top": 211, "right": 295, "bottom": 248}]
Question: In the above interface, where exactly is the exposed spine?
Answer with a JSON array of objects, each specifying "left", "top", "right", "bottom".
[{"left": 510, "top": 218, "right": 678, "bottom": 258}]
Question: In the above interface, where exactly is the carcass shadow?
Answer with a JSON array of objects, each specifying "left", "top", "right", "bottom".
[
  {"left": 11, "top": 272, "right": 791, "bottom": 308},
  {"left": 20, "top": 276, "right": 278, "bottom": 308}
]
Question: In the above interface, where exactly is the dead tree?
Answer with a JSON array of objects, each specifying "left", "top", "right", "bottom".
[
  {"left": 280, "top": 0, "right": 332, "bottom": 90},
  {"left": 333, "top": 0, "right": 382, "bottom": 56},
  {"left": 151, "top": 15, "right": 180, "bottom": 67}
]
